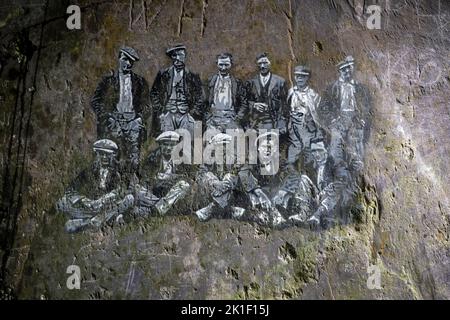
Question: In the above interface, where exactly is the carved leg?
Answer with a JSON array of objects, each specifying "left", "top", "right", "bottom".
[
  {"left": 154, "top": 180, "right": 190, "bottom": 215},
  {"left": 64, "top": 219, "right": 92, "bottom": 233},
  {"left": 90, "top": 194, "right": 135, "bottom": 227},
  {"left": 56, "top": 195, "right": 98, "bottom": 219},
  {"left": 271, "top": 207, "right": 287, "bottom": 228}
]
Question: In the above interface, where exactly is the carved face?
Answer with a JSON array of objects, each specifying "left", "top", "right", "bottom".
[
  {"left": 171, "top": 49, "right": 186, "bottom": 70},
  {"left": 257, "top": 57, "right": 271, "bottom": 76},
  {"left": 339, "top": 64, "right": 354, "bottom": 82},
  {"left": 294, "top": 73, "right": 309, "bottom": 88},
  {"left": 258, "top": 140, "right": 277, "bottom": 166},
  {"left": 119, "top": 52, "right": 134, "bottom": 74},
  {"left": 95, "top": 149, "right": 117, "bottom": 169},
  {"left": 217, "top": 57, "right": 232, "bottom": 76},
  {"left": 312, "top": 148, "right": 327, "bottom": 166},
  {"left": 160, "top": 142, "right": 177, "bottom": 158}
]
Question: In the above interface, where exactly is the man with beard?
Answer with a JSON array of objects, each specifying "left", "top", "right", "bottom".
[
  {"left": 204, "top": 53, "right": 248, "bottom": 132},
  {"left": 243, "top": 53, "right": 288, "bottom": 131},
  {"left": 91, "top": 47, "right": 150, "bottom": 173},
  {"left": 150, "top": 45, "right": 204, "bottom": 135},
  {"left": 56, "top": 139, "right": 134, "bottom": 233}
]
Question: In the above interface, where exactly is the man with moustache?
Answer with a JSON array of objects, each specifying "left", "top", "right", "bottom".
[
  {"left": 317, "top": 55, "right": 372, "bottom": 223},
  {"left": 56, "top": 139, "right": 134, "bottom": 233},
  {"left": 286, "top": 65, "right": 324, "bottom": 166},
  {"left": 150, "top": 45, "right": 204, "bottom": 136},
  {"left": 204, "top": 53, "right": 248, "bottom": 132},
  {"left": 135, "top": 131, "right": 192, "bottom": 216},
  {"left": 91, "top": 47, "right": 150, "bottom": 173},
  {"left": 243, "top": 53, "right": 288, "bottom": 131},
  {"left": 238, "top": 132, "right": 287, "bottom": 227}
]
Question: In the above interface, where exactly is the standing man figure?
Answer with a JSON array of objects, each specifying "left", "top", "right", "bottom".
[
  {"left": 318, "top": 55, "right": 372, "bottom": 222},
  {"left": 204, "top": 53, "right": 248, "bottom": 132},
  {"left": 150, "top": 45, "right": 204, "bottom": 135},
  {"left": 244, "top": 53, "right": 288, "bottom": 131},
  {"left": 91, "top": 47, "right": 150, "bottom": 173},
  {"left": 286, "top": 65, "right": 324, "bottom": 165}
]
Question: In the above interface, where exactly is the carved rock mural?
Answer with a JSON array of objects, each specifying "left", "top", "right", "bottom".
[{"left": 0, "top": 0, "right": 449, "bottom": 299}]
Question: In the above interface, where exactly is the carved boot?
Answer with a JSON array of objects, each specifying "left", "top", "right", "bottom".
[
  {"left": 195, "top": 203, "right": 215, "bottom": 221},
  {"left": 289, "top": 213, "right": 308, "bottom": 225},
  {"left": 272, "top": 207, "right": 288, "bottom": 228},
  {"left": 306, "top": 205, "right": 328, "bottom": 230},
  {"left": 90, "top": 194, "right": 135, "bottom": 228},
  {"left": 254, "top": 210, "right": 271, "bottom": 226},
  {"left": 65, "top": 219, "right": 91, "bottom": 233},
  {"left": 231, "top": 206, "right": 246, "bottom": 219}
]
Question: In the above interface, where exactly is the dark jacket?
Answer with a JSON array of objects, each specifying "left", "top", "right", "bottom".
[
  {"left": 204, "top": 73, "right": 248, "bottom": 125},
  {"left": 318, "top": 79, "right": 372, "bottom": 144},
  {"left": 91, "top": 71, "right": 151, "bottom": 138},
  {"left": 66, "top": 164, "right": 125, "bottom": 200},
  {"left": 150, "top": 67, "right": 204, "bottom": 128},
  {"left": 238, "top": 162, "right": 287, "bottom": 196},
  {"left": 140, "top": 148, "right": 196, "bottom": 197},
  {"left": 243, "top": 73, "right": 288, "bottom": 130}
]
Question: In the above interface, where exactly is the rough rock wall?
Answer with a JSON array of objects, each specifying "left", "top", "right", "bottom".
[{"left": 0, "top": 0, "right": 449, "bottom": 299}]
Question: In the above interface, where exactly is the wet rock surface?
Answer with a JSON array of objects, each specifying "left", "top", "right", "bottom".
[{"left": 0, "top": 0, "right": 449, "bottom": 299}]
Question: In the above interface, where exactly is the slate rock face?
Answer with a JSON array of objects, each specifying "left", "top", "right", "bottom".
[{"left": 0, "top": 0, "right": 449, "bottom": 299}]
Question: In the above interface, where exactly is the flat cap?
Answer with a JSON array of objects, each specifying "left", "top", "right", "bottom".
[
  {"left": 93, "top": 139, "right": 118, "bottom": 153},
  {"left": 166, "top": 44, "right": 186, "bottom": 57},
  {"left": 120, "top": 46, "right": 140, "bottom": 62},
  {"left": 209, "top": 133, "right": 233, "bottom": 145},
  {"left": 255, "top": 132, "right": 279, "bottom": 147},
  {"left": 256, "top": 52, "right": 270, "bottom": 63},
  {"left": 294, "top": 65, "right": 311, "bottom": 75},
  {"left": 337, "top": 55, "right": 355, "bottom": 70},
  {"left": 156, "top": 131, "right": 181, "bottom": 143}
]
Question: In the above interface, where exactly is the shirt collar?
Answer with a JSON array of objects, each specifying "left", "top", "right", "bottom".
[
  {"left": 260, "top": 72, "right": 271, "bottom": 80},
  {"left": 294, "top": 85, "right": 308, "bottom": 92},
  {"left": 218, "top": 73, "right": 230, "bottom": 80},
  {"left": 119, "top": 71, "right": 131, "bottom": 78},
  {"left": 339, "top": 76, "right": 355, "bottom": 85},
  {"left": 172, "top": 66, "right": 184, "bottom": 75}
]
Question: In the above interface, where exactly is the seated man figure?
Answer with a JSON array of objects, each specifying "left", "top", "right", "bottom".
[
  {"left": 56, "top": 139, "right": 134, "bottom": 233},
  {"left": 194, "top": 133, "right": 246, "bottom": 222},
  {"left": 136, "top": 131, "right": 192, "bottom": 216},
  {"left": 272, "top": 168, "right": 319, "bottom": 226},
  {"left": 307, "top": 140, "right": 356, "bottom": 228},
  {"left": 238, "top": 132, "right": 286, "bottom": 227},
  {"left": 90, "top": 47, "right": 150, "bottom": 174}
]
